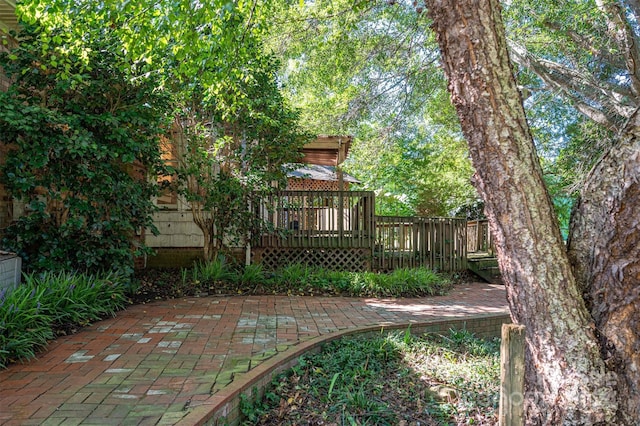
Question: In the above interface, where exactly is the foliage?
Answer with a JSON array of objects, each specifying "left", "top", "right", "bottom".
[
  {"left": 0, "top": 23, "right": 169, "bottom": 275},
  {"left": 504, "top": 0, "right": 636, "bottom": 132},
  {"left": 13, "top": 1, "right": 309, "bottom": 264},
  {"left": 267, "top": 0, "right": 436, "bottom": 134},
  {"left": 158, "top": 1, "right": 311, "bottom": 261},
  {"left": 258, "top": 264, "right": 452, "bottom": 298},
  {"left": 174, "top": 45, "right": 310, "bottom": 260},
  {"left": 267, "top": 0, "right": 479, "bottom": 216},
  {"left": 234, "top": 263, "right": 266, "bottom": 286},
  {"left": 250, "top": 329, "right": 500, "bottom": 425},
  {"left": 240, "top": 388, "right": 276, "bottom": 425},
  {"left": 535, "top": 115, "right": 616, "bottom": 239},
  {"left": 133, "top": 263, "right": 452, "bottom": 302},
  {"left": 0, "top": 271, "right": 128, "bottom": 368},
  {"left": 502, "top": 0, "right": 630, "bottom": 227},
  {"left": 191, "top": 257, "right": 235, "bottom": 284},
  {"left": 347, "top": 114, "right": 477, "bottom": 216}
]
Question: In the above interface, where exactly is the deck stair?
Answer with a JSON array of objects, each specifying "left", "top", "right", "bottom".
[{"left": 467, "top": 252, "right": 501, "bottom": 284}]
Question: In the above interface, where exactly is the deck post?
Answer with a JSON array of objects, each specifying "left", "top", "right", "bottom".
[{"left": 499, "top": 323, "right": 525, "bottom": 426}]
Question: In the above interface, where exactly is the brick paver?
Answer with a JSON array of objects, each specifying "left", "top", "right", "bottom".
[{"left": 0, "top": 282, "right": 508, "bottom": 425}]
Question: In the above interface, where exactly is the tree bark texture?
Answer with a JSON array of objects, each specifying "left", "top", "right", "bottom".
[
  {"left": 425, "top": 0, "right": 618, "bottom": 423},
  {"left": 567, "top": 113, "right": 640, "bottom": 423}
]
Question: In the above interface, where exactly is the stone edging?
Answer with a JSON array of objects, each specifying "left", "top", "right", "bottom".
[{"left": 178, "top": 312, "right": 511, "bottom": 426}]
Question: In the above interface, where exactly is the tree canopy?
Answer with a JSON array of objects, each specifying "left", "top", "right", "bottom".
[{"left": 265, "top": 0, "right": 478, "bottom": 216}]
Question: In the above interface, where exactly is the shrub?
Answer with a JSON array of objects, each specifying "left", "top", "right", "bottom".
[
  {"left": 134, "top": 263, "right": 452, "bottom": 301},
  {"left": 0, "top": 271, "right": 128, "bottom": 368},
  {"left": 178, "top": 263, "right": 453, "bottom": 298},
  {"left": 0, "top": 285, "right": 54, "bottom": 369},
  {"left": 261, "top": 265, "right": 452, "bottom": 298},
  {"left": 0, "top": 23, "right": 170, "bottom": 275},
  {"left": 235, "top": 264, "right": 266, "bottom": 286},
  {"left": 192, "top": 256, "right": 234, "bottom": 285}
]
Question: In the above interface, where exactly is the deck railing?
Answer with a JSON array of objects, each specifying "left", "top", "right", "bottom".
[
  {"left": 255, "top": 190, "right": 376, "bottom": 248},
  {"left": 467, "top": 219, "right": 494, "bottom": 254}
]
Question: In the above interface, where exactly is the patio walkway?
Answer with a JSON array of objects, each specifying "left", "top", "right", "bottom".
[{"left": 0, "top": 282, "right": 508, "bottom": 425}]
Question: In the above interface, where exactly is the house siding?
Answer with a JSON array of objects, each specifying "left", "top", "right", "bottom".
[
  {"left": 146, "top": 211, "right": 205, "bottom": 248},
  {"left": 140, "top": 136, "right": 356, "bottom": 267}
]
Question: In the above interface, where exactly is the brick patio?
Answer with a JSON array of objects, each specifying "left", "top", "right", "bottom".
[{"left": 0, "top": 281, "right": 508, "bottom": 425}]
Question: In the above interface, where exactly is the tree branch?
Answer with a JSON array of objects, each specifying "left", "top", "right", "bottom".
[
  {"left": 542, "top": 20, "right": 626, "bottom": 70},
  {"left": 596, "top": 0, "right": 640, "bottom": 95},
  {"left": 622, "top": 0, "right": 640, "bottom": 20},
  {"left": 510, "top": 42, "right": 636, "bottom": 130}
]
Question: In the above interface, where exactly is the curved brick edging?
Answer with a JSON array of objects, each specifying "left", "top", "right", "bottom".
[{"left": 178, "top": 312, "right": 511, "bottom": 426}]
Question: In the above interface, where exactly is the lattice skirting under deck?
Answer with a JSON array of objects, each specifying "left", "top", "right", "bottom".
[{"left": 254, "top": 247, "right": 371, "bottom": 272}]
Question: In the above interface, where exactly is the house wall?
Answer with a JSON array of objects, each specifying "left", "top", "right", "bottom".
[
  {"left": 146, "top": 210, "right": 204, "bottom": 248},
  {"left": 142, "top": 210, "right": 205, "bottom": 268},
  {"left": 141, "top": 132, "right": 354, "bottom": 267}
]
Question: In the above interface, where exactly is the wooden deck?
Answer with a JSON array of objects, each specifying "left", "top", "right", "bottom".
[
  {"left": 467, "top": 251, "right": 501, "bottom": 283},
  {"left": 467, "top": 219, "right": 494, "bottom": 254},
  {"left": 254, "top": 191, "right": 469, "bottom": 272},
  {"left": 466, "top": 220, "right": 500, "bottom": 282}
]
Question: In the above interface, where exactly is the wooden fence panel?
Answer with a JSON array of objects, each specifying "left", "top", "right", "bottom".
[{"left": 374, "top": 216, "right": 467, "bottom": 272}]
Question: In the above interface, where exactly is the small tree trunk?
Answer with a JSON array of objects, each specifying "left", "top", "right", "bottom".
[
  {"left": 202, "top": 228, "right": 217, "bottom": 262},
  {"left": 425, "top": 0, "right": 618, "bottom": 423},
  {"left": 192, "top": 208, "right": 218, "bottom": 262}
]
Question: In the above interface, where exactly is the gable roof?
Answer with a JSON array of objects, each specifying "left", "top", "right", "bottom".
[
  {"left": 287, "top": 164, "right": 360, "bottom": 183},
  {"left": 301, "top": 135, "right": 352, "bottom": 166}
]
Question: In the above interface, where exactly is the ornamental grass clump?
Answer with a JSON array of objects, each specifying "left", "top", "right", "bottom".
[
  {"left": 328, "top": 267, "right": 452, "bottom": 297},
  {"left": 0, "top": 285, "right": 53, "bottom": 369},
  {"left": 0, "top": 271, "right": 128, "bottom": 368},
  {"left": 192, "top": 256, "right": 234, "bottom": 285},
  {"left": 133, "top": 263, "right": 453, "bottom": 301},
  {"left": 255, "top": 264, "right": 451, "bottom": 298}
]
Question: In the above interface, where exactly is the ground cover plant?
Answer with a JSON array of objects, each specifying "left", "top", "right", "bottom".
[
  {"left": 132, "top": 258, "right": 454, "bottom": 303},
  {"left": 242, "top": 329, "right": 500, "bottom": 425},
  {"left": 0, "top": 271, "right": 129, "bottom": 368}
]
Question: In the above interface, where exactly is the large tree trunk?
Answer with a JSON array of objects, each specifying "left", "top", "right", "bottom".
[
  {"left": 424, "top": 0, "right": 619, "bottom": 423},
  {"left": 567, "top": 113, "right": 640, "bottom": 423}
]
